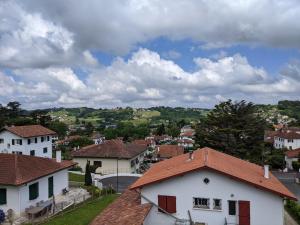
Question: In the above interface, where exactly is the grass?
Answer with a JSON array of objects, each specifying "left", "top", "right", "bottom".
[
  {"left": 68, "top": 173, "right": 85, "bottom": 183},
  {"left": 36, "top": 195, "right": 118, "bottom": 225}
]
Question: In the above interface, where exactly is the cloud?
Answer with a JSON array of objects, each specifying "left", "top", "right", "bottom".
[
  {"left": 1, "top": 48, "right": 299, "bottom": 109},
  {"left": 162, "top": 50, "right": 181, "bottom": 60}
]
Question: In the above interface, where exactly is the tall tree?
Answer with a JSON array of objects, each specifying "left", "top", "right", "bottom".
[
  {"left": 155, "top": 123, "right": 166, "bottom": 136},
  {"left": 195, "top": 100, "right": 266, "bottom": 163},
  {"left": 85, "top": 160, "right": 93, "bottom": 186}
]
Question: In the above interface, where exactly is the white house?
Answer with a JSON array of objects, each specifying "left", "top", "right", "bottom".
[
  {"left": 93, "top": 147, "right": 296, "bottom": 225},
  {"left": 0, "top": 152, "right": 75, "bottom": 216},
  {"left": 72, "top": 139, "right": 148, "bottom": 174},
  {"left": 285, "top": 148, "right": 300, "bottom": 170},
  {"left": 0, "top": 125, "right": 56, "bottom": 158},
  {"left": 274, "top": 132, "right": 300, "bottom": 150}
]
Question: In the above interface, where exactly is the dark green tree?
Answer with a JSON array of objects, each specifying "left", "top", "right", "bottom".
[
  {"left": 155, "top": 123, "right": 166, "bottom": 136},
  {"left": 48, "top": 121, "right": 68, "bottom": 138},
  {"left": 195, "top": 100, "right": 266, "bottom": 163},
  {"left": 85, "top": 160, "right": 93, "bottom": 186}
]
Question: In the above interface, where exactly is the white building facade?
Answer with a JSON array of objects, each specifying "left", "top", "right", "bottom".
[
  {"left": 0, "top": 125, "right": 56, "bottom": 158},
  {"left": 274, "top": 135, "right": 300, "bottom": 150}
]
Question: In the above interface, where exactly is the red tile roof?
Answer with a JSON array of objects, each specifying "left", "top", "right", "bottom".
[
  {"left": 131, "top": 147, "right": 296, "bottom": 200},
  {"left": 285, "top": 148, "right": 300, "bottom": 158},
  {"left": 275, "top": 132, "right": 300, "bottom": 139},
  {"left": 2, "top": 125, "right": 56, "bottom": 138},
  {"left": 156, "top": 145, "right": 184, "bottom": 158},
  {"left": 72, "top": 139, "right": 147, "bottom": 159},
  {"left": 91, "top": 190, "right": 152, "bottom": 225},
  {"left": 133, "top": 139, "right": 150, "bottom": 146},
  {"left": 0, "top": 154, "right": 76, "bottom": 185}
]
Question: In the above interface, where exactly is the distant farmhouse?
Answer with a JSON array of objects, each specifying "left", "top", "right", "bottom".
[
  {"left": 72, "top": 139, "right": 148, "bottom": 174},
  {"left": 0, "top": 125, "right": 56, "bottom": 158},
  {"left": 154, "top": 145, "right": 184, "bottom": 161},
  {"left": 92, "top": 148, "right": 296, "bottom": 225}
]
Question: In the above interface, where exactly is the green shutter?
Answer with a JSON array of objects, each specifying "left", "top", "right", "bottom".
[
  {"left": 29, "top": 183, "right": 39, "bottom": 200},
  {"left": 48, "top": 177, "right": 54, "bottom": 198},
  {"left": 0, "top": 188, "right": 7, "bottom": 205}
]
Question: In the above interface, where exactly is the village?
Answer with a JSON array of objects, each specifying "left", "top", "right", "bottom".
[{"left": 0, "top": 114, "right": 300, "bottom": 225}]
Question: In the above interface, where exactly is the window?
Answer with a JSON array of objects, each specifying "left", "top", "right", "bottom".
[
  {"left": 43, "top": 147, "right": 48, "bottom": 153},
  {"left": 158, "top": 195, "right": 176, "bottom": 213},
  {"left": 41, "top": 137, "right": 44, "bottom": 142},
  {"left": 94, "top": 161, "right": 102, "bottom": 168},
  {"left": 12, "top": 139, "right": 15, "bottom": 145},
  {"left": 193, "top": 197, "right": 210, "bottom": 209},
  {"left": 30, "top": 150, "right": 35, "bottom": 156},
  {"left": 28, "top": 139, "right": 31, "bottom": 145},
  {"left": 0, "top": 188, "right": 7, "bottom": 205},
  {"left": 213, "top": 199, "right": 222, "bottom": 210},
  {"left": 48, "top": 177, "right": 54, "bottom": 198},
  {"left": 29, "top": 182, "right": 39, "bottom": 200},
  {"left": 47, "top": 136, "right": 50, "bottom": 141},
  {"left": 228, "top": 201, "right": 236, "bottom": 215},
  {"left": 15, "top": 139, "right": 22, "bottom": 145},
  {"left": 12, "top": 151, "right": 22, "bottom": 155},
  {"left": 130, "top": 160, "right": 135, "bottom": 167},
  {"left": 35, "top": 138, "right": 38, "bottom": 143},
  {"left": 135, "top": 158, "right": 139, "bottom": 164},
  {"left": 0, "top": 139, "right": 4, "bottom": 144}
]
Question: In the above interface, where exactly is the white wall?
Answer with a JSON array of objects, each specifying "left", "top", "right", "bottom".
[
  {"left": 0, "top": 169, "right": 69, "bottom": 216},
  {"left": 0, "top": 131, "right": 53, "bottom": 158},
  {"left": 274, "top": 136, "right": 300, "bottom": 150},
  {"left": 141, "top": 170, "right": 284, "bottom": 225},
  {"left": 285, "top": 156, "right": 298, "bottom": 170}
]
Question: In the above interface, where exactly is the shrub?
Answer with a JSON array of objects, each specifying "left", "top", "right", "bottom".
[
  {"left": 85, "top": 185, "right": 101, "bottom": 198},
  {"left": 292, "top": 161, "right": 300, "bottom": 171},
  {"left": 101, "top": 186, "right": 116, "bottom": 195},
  {"left": 69, "top": 166, "right": 82, "bottom": 172},
  {"left": 0, "top": 209, "right": 5, "bottom": 223},
  {"left": 286, "top": 200, "right": 300, "bottom": 223}
]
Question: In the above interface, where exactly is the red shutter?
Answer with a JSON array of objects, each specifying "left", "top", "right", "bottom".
[
  {"left": 166, "top": 196, "right": 176, "bottom": 213},
  {"left": 158, "top": 195, "right": 167, "bottom": 212},
  {"left": 239, "top": 201, "right": 250, "bottom": 225}
]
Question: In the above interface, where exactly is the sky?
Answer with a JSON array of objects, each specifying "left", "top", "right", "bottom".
[{"left": 1, "top": 0, "right": 300, "bottom": 109}]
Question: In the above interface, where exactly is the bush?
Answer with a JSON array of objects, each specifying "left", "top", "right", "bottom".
[
  {"left": 85, "top": 185, "right": 101, "bottom": 198},
  {"left": 292, "top": 161, "right": 300, "bottom": 171},
  {"left": 286, "top": 200, "right": 300, "bottom": 223},
  {"left": 69, "top": 166, "right": 83, "bottom": 172},
  {"left": 0, "top": 209, "right": 5, "bottom": 223},
  {"left": 101, "top": 186, "right": 116, "bottom": 195}
]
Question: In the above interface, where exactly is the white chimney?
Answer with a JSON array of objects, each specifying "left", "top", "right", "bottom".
[
  {"left": 56, "top": 150, "right": 62, "bottom": 163},
  {"left": 264, "top": 165, "right": 269, "bottom": 179}
]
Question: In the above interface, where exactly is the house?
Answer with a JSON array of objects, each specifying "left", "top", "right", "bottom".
[
  {"left": 115, "top": 147, "right": 295, "bottom": 225},
  {"left": 274, "top": 132, "right": 300, "bottom": 150},
  {"left": 155, "top": 145, "right": 184, "bottom": 160},
  {"left": 285, "top": 148, "right": 300, "bottom": 170},
  {"left": 177, "top": 138, "right": 194, "bottom": 149},
  {"left": 0, "top": 125, "right": 56, "bottom": 158},
  {"left": 91, "top": 133, "right": 105, "bottom": 145},
  {"left": 0, "top": 152, "right": 75, "bottom": 216},
  {"left": 71, "top": 140, "right": 148, "bottom": 174}
]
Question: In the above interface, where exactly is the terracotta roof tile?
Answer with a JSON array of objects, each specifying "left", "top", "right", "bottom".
[
  {"left": 72, "top": 140, "right": 147, "bottom": 159},
  {"left": 156, "top": 145, "right": 184, "bottom": 158},
  {"left": 3, "top": 125, "right": 56, "bottom": 138},
  {"left": 0, "top": 154, "right": 76, "bottom": 185},
  {"left": 91, "top": 190, "right": 152, "bottom": 225},
  {"left": 275, "top": 132, "right": 300, "bottom": 139},
  {"left": 131, "top": 147, "right": 296, "bottom": 200},
  {"left": 285, "top": 148, "right": 300, "bottom": 158}
]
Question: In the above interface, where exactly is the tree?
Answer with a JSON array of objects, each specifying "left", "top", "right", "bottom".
[
  {"left": 6, "top": 101, "right": 21, "bottom": 118},
  {"left": 195, "top": 100, "right": 266, "bottom": 163},
  {"left": 69, "top": 137, "right": 93, "bottom": 148},
  {"left": 155, "top": 123, "right": 166, "bottom": 136},
  {"left": 85, "top": 160, "right": 93, "bottom": 186},
  {"left": 166, "top": 123, "right": 180, "bottom": 137},
  {"left": 48, "top": 121, "right": 68, "bottom": 138}
]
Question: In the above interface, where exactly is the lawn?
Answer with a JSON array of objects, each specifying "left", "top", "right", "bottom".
[
  {"left": 38, "top": 195, "right": 118, "bottom": 225},
  {"left": 69, "top": 173, "right": 85, "bottom": 183}
]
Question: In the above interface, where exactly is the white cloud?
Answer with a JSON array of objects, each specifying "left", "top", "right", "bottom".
[{"left": 0, "top": 48, "right": 299, "bottom": 109}]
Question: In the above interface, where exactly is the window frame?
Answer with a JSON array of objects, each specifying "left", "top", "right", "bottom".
[
  {"left": 213, "top": 198, "right": 222, "bottom": 210},
  {"left": 228, "top": 200, "right": 236, "bottom": 216},
  {"left": 0, "top": 138, "right": 4, "bottom": 144},
  {"left": 158, "top": 195, "right": 176, "bottom": 214},
  {"left": 43, "top": 147, "right": 48, "bottom": 154},
  {"left": 41, "top": 137, "right": 44, "bottom": 142},
  {"left": 48, "top": 177, "right": 54, "bottom": 198},
  {"left": 193, "top": 197, "right": 210, "bottom": 209},
  {"left": 30, "top": 150, "right": 35, "bottom": 156},
  {"left": 0, "top": 188, "right": 7, "bottom": 205},
  {"left": 29, "top": 182, "right": 39, "bottom": 200}
]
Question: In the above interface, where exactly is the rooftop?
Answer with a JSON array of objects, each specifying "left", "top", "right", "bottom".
[
  {"left": 275, "top": 132, "right": 300, "bottom": 139},
  {"left": 131, "top": 147, "right": 296, "bottom": 200},
  {"left": 2, "top": 125, "right": 56, "bottom": 138},
  {"left": 91, "top": 190, "right": 151, "bottom": 225},
  {"left": 285, "top": 148, "right": 300, "bottom": 158},
  {"left": 0, "top": 154, "right": 76, "bottom": 185},
  {"left": 156, "top": 145, "right": 184, "bottom": 158},
  {"left": 72, "top": 139, "right": 148, "bottom": 159}
]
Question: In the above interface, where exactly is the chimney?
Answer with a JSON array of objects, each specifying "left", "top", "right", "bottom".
[
  {"left": 56, "top": 150, "right": 62, "bottom": 163},
  {"left": 188, "top": 151, "right": 194, "bottom": 160},
  {"left": 264, "top": 165, "right": 269, "bottom": 179}
]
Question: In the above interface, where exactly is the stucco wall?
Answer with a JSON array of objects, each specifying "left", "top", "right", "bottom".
[
  {"left": 141, "top": 170, "right": 284, "bottom": 225},
  {"left": 274, "top": 137, "right": 300, "bottom": 150},
  {"left": 0, "top": 131, "right": 53, "bottom": 158}
]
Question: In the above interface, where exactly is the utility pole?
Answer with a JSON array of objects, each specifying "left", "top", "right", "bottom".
[{"left": 116, "top": 158, "right": 119, "bottom": 193}]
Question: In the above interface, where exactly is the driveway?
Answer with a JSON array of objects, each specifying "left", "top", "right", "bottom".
[
  {"left": 100, "top": 176, "right": 140, "bottom": 193},
  {"left": 272, "top": 171, "right": 300, "bottom": 203}
]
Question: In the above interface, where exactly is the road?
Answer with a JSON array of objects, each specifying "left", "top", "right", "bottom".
[{"left": 100, "top": 176, "right": 140, "bottom": 193}]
